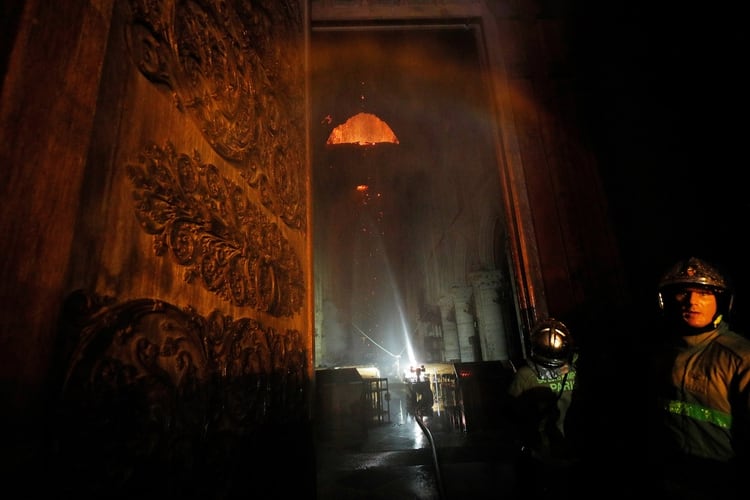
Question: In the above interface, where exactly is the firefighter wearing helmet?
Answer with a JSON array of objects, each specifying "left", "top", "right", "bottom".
[
  {"left": 648, "top": 256, "right": 750, "bottom": 497},
  {"left": 528, "top": 318, "right": 574, "bottom": 372},
  {"left": 507, "top": 318, "right": 578, "bottom": 496}
]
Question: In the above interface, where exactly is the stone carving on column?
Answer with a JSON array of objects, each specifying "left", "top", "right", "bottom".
[
  {"left": 124, "top": 0, "right": 306, "bottom": 231},
  {"left": 126, "top": 141, "right": 304, "bottom": 317}
]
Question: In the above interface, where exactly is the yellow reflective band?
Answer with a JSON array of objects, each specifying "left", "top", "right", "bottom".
[
  {"left": 664, "top": 400, "right": 732, "bottom": 429},
  {"left": 536, "top": 372, "right": 575, "bottom": 392}
]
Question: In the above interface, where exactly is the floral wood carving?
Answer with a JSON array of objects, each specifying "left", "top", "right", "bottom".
[
  {"left": 52, "top": 290, "right": 309, "bottom": 496},
  {"left": 126, "top": 141, "right": 304, "bottom": 317},
  {"left": 124, "top": 0, "right": 306, "bottom": 231}
]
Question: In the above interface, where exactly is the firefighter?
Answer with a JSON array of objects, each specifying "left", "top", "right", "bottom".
[
  {"left": 507, "top": 318, "right": 578, "bottom": 497},
  {"left": 406, "top": 365, "right": 434, "bottom": 417},
  {"left": 648, "top": 256, "right": 750, "bottom": 498}
]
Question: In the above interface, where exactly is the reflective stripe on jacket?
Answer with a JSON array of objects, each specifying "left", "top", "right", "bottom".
[{"left": 658, "top": 322, "right": 750, "bottom": 461}]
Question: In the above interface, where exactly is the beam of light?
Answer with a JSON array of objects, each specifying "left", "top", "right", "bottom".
[
  {"left": 348, "top": 178, "right": 418, "bottom": 379},
  {"left": 388, "top": 279, "right": 417, "bottom": 369},
  {"left": 379, "top": 256, "right": 418, "bottom": 379}
]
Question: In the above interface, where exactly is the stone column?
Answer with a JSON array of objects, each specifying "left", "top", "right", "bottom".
[
  {"left": 451, "top": 284, "right": 476, "bottom": 362},
  {"left": 469, "top": 270, "right": 507, "bottom": 361},
  {"left": 438, "top": 295, "right": 460, "bottom": 362}
]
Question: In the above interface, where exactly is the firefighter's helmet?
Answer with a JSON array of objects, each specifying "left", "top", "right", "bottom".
[
  {"left": 529, "top": 318, "right": 572, "bottom": 368},
  {"left": 657, "top": 256, "right": 733, "bottom": 312}
]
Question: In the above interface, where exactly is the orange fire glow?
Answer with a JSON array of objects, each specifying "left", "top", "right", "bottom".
[{"left": 326, "top": 112, "right": 399, "bottom": 146}]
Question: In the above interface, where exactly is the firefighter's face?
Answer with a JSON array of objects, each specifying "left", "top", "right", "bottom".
[{"left": 672, "top": 286, "right": 718, "bottom": 329}]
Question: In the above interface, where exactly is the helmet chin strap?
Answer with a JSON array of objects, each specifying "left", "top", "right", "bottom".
[
  {"left": 712, "top": 313, "right": 723, "bottom": 328},
  {"left": 675, "top": 313, "right": 722, "bottom": 336}
]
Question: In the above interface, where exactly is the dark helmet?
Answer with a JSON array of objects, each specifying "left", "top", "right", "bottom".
[
  {"left": 657, "top": 256, "right": 733, "bottom": 313},
  {"left": 529, "top": 318, "right": 573, "bottom": 368}
]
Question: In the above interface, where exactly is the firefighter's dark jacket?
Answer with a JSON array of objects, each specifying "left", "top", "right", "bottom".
[{"left": 650, "top": 320, "right": 750, "bottom": 462}]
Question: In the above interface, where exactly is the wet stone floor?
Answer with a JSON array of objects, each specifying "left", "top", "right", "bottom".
[{"left": 314, "top": 382, "right": 521, "bottom": 500}]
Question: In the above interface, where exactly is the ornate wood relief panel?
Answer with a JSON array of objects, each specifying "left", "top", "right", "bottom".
[
  {"left": 124, "top": 0, "right": 306, "bottom": 231},
  {"left": 45, "top": 2, "right": 311, "bottom": 495},
  {"left": 50, "top": 289, "right": 308, "bottom": 497},
  {"left": 126, "top": 141, "right": 304, "bottom": 317}
]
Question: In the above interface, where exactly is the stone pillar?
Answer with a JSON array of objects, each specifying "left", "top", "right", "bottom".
[
  {"left": 470, "top": 270, "right": 507, "bottom": 361},
  {"left": 451, "top": 284, "right": 476, "bottom": 362},
  {"left": 438, "top": 295, "right": 460, "bottom": 362}
]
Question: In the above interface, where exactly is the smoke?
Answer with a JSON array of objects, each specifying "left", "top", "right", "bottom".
[{"left": 320, "top": 299, "right": 349, "bottom": 366}]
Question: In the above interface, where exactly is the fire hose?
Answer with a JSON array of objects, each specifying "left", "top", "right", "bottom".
[{"left": 414, "top": 411, "right": 446, "bottom": 500}]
